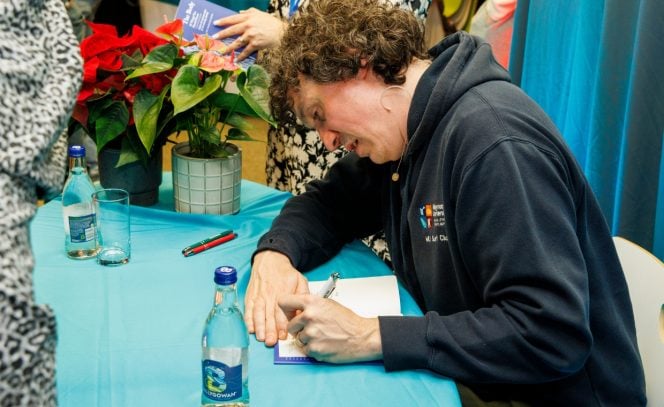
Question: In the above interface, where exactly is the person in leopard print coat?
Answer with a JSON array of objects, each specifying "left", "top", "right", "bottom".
[
  {"left": 0, "top": 0, "right": 82, "bottom": 404},
  {"left": 215, "top": 0, "right": 431, "bottom": 265}
]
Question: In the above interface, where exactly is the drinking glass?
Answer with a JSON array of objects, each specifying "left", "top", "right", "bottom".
[{"left": 93, "top": 188, "right": 130, "bottom": 266}]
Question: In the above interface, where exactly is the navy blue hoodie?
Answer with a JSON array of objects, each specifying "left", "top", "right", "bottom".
[{"left": 256, "top": 32, "right": 646, "bottom": 405}]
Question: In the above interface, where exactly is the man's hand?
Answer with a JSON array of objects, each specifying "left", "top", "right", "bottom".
[
  {"left": 245, "top": 250, "right": 309, "bottom": 346},
  {"left": 213, "top": 8, "right": 287, "bottom": 61},
  {"left": 278, "top": 294, "right": 383, "bottom": 363}
]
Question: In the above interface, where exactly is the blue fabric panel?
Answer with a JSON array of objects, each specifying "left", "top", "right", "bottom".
[
  {"left": 615, "top": 0, "right": 664, "bottom": 253},
  {"left": 510, "top": 0, "right": 664, "bottom": 260},
  {"left": 655, "top": 142, "right": 664, "bottom": 258}
]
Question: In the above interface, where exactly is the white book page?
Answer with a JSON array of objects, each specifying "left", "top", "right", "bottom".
[
  {"left": 309, "top": 275, "right": 401, "bottom": 317},
  {"left": 276, "top": 275, "right": 401, "bottom": 361}
]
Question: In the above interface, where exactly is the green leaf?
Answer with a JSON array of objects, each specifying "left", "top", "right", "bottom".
[
  {"left": 172, "top": 65, "right": 223, "bottom": 115},
  {"left": 133, "top": 86, "right": 168, "bottom": 153},
  {"left": 116, "top": 137, "right": 141, "bottom": 167},
  {"left": 209, "top": 143, "right": 238, "bottom": 158},
  {"left": 95, "top": 101, "right": 129, "bottom": 152},
  {"left": 208, "top": 92, "right": 258, "bottom": 117},
  {"left": 227, "top": 127, "right": 258, "bottom": 142},
  {"left": 120, "top": 51, "right": 143, "bottom": 70},
  {"left": 199, "top": 126, "right": 222, "bottom": 146},
  {"left": 125, "top": 43, "right": 179, "bottom": 79},
  {"left": 237, "top": 64, "right": 276, "bottom": 126},
  {"left": 88, "top": 98, "right": 114, "bottom": 124},
  {"left": 222, "top": 112, "right": 253, "bottom": 131}
]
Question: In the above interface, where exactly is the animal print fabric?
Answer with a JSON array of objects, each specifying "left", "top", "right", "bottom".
[
  {"left": 0, "top": 0, "right": 82, "bottom": 405},
  {"left": 265, "top": 0, "right": 431, "bottom": 264}
]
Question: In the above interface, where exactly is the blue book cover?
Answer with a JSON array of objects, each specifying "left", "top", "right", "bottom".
[{"left": 175, "top": 0, "right": 256, "bottom": 69}]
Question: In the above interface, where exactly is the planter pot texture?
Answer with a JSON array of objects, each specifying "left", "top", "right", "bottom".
[
  {"left": 171, "top": 142, "right": 241, "bottom": 214},
  {"left": 98, "top": 147, "right": 163, "bottom": 206}
]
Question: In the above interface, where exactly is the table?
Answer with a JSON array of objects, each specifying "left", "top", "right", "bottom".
[{"left": 31, "top": 174, "right": 460, "bottom": 406}]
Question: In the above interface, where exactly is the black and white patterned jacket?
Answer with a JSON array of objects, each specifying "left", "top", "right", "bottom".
[{"left": 0, "top": 0, "right": 82, "bottom": 404}]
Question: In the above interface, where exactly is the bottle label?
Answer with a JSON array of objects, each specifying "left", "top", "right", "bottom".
[
  {"left": 68, "top": 214, "right": 96, "bottom": 243},
  {"left": 202, "top": 359, "right": 242, "bottom": 402}
]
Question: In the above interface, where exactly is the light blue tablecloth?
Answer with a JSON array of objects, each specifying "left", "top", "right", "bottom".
[{"left": 31, "top": 174, "right": 461, "bottom": 406}]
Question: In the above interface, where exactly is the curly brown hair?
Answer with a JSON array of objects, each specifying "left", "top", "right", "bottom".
[{"left": 267, "top": 0, "right": 427, "bottom": 126}]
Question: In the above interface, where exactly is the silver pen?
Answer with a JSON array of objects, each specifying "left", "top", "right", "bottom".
[{"left": 317, "top": 272, "right": 340, "bottom": 298}]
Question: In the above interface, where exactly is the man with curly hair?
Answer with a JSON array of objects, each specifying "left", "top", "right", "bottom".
[
  {"left": 245, "top": 0, "right": 647, "bottom": 404},
  {"left": 214, "top": 0, "right": 431, "bottom": 265}
]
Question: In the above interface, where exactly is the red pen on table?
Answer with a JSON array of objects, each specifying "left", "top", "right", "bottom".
[{"left": 183, "top": 232, "right": 237, "bottom": 257}]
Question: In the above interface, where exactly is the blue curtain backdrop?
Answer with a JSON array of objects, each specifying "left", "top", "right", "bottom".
[{"left": 509, "top": 0, "right": 664, "bottom": 260}]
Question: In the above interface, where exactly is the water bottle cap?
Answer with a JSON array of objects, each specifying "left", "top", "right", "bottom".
[
  {"left": 68, "top": 145, "right": 86, "bottom": 158},
  {"left": 214, "top": 266, "right": 237, "bottom": 285}
]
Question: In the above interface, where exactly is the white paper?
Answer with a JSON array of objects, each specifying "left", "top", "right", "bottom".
[{"left": 275, "top": 275, "right": 401, "bottom": 362}]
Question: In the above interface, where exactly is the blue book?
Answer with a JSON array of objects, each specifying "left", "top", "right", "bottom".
[{"left": 175, "top": 0, "right": 257, "bottom": 69}]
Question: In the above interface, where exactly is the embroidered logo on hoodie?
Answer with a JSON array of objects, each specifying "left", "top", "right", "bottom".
[{"left": 419, "top": 203, "right": 448, "bottom": 242}]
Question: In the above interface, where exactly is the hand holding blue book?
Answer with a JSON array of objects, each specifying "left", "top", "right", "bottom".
[{"left": 176, "top": 0, "right": 257, "bottom": 69}]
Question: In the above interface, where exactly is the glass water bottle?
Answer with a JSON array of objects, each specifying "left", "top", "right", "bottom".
[
  {"left": 62, "top": 145, "right": 98, "bottom": 259},
  {"left": 201, "top": 266, "right": 250, "bottom": 406}
]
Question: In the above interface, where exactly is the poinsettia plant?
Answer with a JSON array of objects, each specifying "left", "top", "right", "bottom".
[{"left": 70, "top": 19, "right": 274, "bottom": 167}]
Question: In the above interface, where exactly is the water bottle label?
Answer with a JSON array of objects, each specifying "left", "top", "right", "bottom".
[
  {"left": 68, "top": 214, "right": 96, "bottom": 243},
  {"left": 202, "top": 359, "right": 242, "bottom": 402}
]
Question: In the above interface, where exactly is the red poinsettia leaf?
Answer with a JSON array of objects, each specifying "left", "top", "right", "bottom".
[
  {"left": 80, "top": 31, "right": 135, "bottom": 60},
  {"left": 139, "top": 72, "right": 171, "bottom": 94},
  {"left": 77, "top": 85, "right": 95, "bottom": 102},
  {"left": 80, "top": 34, "right": 109, "bottom": 59},
  {"left": 127, "top": 25, "right": 169, "bottom": 56},
  {"left": 71, "top": 102, "right": 90, "bottom": 127},
  {"left": 95, "top": 49, "right": 124, "bottom": 71},
  {"left": 82, "top": 57, "right": 100, "bottom": 84},
  {"left": 85, "top": 20, "right": 118, "bottom": 36},
  {"left": 101, "top": 73, "right": 128, "bottom": 92}
]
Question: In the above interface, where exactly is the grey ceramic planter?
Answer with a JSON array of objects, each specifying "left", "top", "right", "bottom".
[{"left": 171, "top": 142, "right": 242, "bottom": 214}]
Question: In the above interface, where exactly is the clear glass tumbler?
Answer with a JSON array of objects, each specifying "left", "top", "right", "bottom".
[{"left": 93, "top": 188, "right": 130, "bottom": 266}]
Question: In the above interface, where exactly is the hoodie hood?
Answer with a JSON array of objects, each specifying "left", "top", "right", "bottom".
[{"left": 407, "top": 31, "right": 511, "bottom": 154}]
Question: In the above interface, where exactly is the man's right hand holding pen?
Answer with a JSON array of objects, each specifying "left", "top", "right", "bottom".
[{"left": 246, "top": 250, "right": 383, "bottom": 363}]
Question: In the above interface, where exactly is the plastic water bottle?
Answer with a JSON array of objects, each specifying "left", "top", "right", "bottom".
[
  {"left": 202, "top": 266, "right": 250, "bottom": 406},
  {"left": 62, "top": 145, "right": 98, "bottom": 259}
]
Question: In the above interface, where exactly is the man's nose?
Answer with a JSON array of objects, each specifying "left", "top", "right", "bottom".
[{"left": 319, "top": 129, "right": 341, "bottom": 151}]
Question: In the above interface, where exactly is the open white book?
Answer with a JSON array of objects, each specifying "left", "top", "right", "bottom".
[{"left": 274, "top": 275, "right": 401, "bottom": 364}]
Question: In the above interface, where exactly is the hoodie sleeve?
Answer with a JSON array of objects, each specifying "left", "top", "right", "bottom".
[{"left": 255, "top": 153, "right": 387, "bottom": 271}]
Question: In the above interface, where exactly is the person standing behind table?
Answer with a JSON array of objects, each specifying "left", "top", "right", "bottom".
[
  {"left": 469, "top": 0, "right": 516, "bottom": 69},
  {"left": 213, "top": 0, "right": 431, "bottom": 265},
  {"left": 0, "top": 0, "right": 83, "bottom": 405},
  {"left": 245, "top": 0, "right": 646, "bottom": 404}
]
